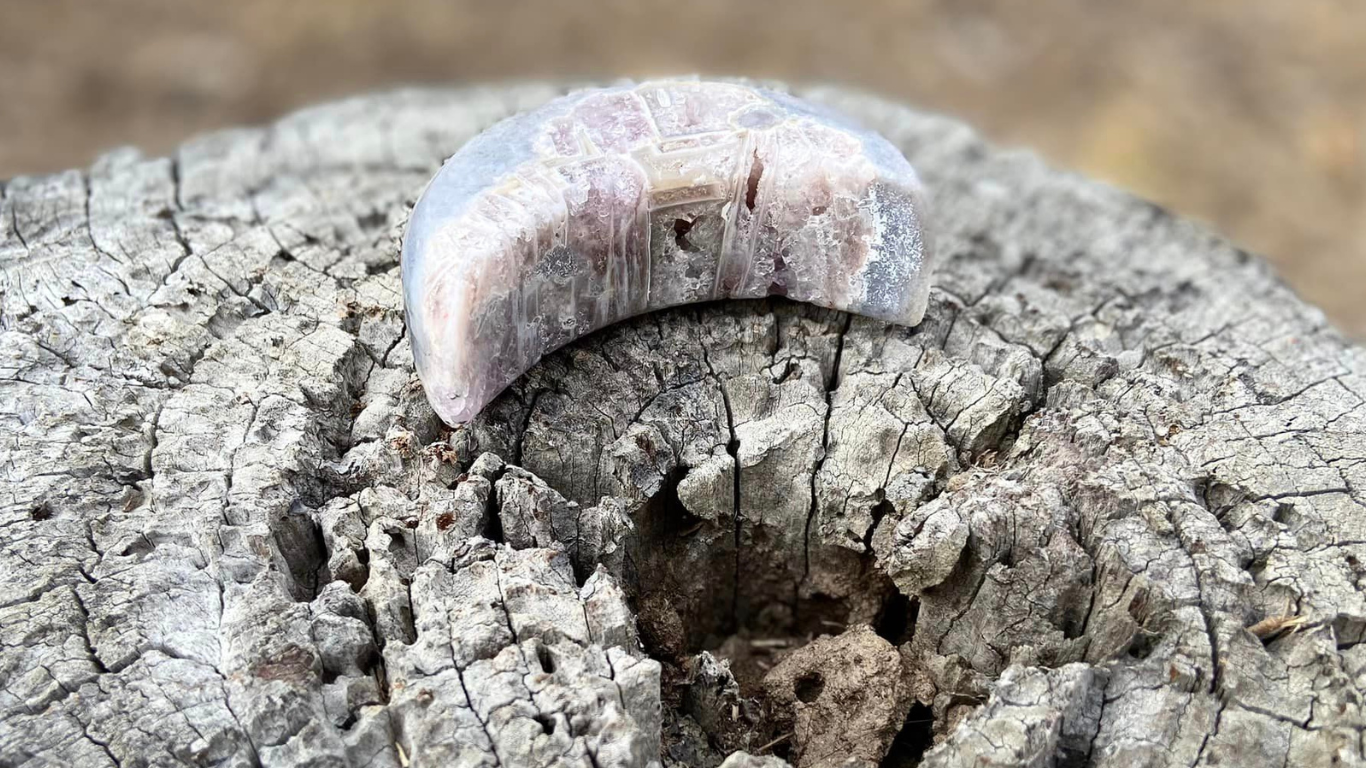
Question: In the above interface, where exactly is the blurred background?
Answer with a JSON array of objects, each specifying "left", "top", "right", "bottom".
[{"left": 3, "top": 0, "right": 1363, "bottom": 336}]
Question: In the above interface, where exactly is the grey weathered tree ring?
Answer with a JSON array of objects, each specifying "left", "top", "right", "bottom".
[{"left": 4, "top": 81, "right": 1364, "bottom": 768}]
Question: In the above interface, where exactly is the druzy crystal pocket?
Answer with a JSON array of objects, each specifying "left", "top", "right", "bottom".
[{"left": 402, "top": 80, "right": 935, "bottom": 426}]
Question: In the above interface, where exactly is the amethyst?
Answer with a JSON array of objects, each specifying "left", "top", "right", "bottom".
[{"left": 402, "top": 80, "right": 935, "bottom": 426}]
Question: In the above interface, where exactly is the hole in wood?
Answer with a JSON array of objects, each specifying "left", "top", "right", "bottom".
[
  {"left": 536, "top": 643, "right": 556, "bottom": 674},
  {"left": 795, "top": 671, "right": 824, "bottom": 703},
  {"left": 881, "top": 702, "right": 934, "bottom": 767}
]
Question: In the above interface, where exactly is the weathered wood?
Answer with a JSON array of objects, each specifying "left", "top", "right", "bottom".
[{"left": 2, "top": 83, "right": 1364, "bottom": 768}]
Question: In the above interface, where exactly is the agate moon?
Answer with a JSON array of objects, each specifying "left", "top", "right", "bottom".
[{"left": 401, "top": 80, "right": 935, "bottom": 426}]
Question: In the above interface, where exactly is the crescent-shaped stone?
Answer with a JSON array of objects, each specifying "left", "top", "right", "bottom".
[{"left": 401, "top": 80, "right": 935, "bottom": 426}]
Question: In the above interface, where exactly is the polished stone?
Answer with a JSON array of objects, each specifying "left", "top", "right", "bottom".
[{"left": 402, "top": 80, "right": 934, "bottom": 425}]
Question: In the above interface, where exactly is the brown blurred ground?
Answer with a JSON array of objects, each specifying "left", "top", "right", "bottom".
[{"left": 3, "top": 0, "right": 1363, "bottom": 335}]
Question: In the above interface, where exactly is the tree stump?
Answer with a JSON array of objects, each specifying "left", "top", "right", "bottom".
[{"left": 3, "top": 83, "right": 1364, "bottom": 768}]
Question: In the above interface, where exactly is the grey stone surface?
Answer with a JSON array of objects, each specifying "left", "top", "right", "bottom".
[{"left": 3, "top": 81, "right": 1365, "bottom": 767}]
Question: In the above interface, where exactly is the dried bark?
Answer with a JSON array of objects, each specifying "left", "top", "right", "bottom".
[{"left": 2, "top": 82, "right": 1364, "bottom": 768}]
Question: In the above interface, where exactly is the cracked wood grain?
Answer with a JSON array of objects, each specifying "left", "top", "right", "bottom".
[{"left": 3, "top": 82, "right": 1365, "bottom": 768}]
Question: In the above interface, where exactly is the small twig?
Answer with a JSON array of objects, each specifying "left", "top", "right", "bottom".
[{"left": 757, "top": 732, "right": 792, "bottom": 753}]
